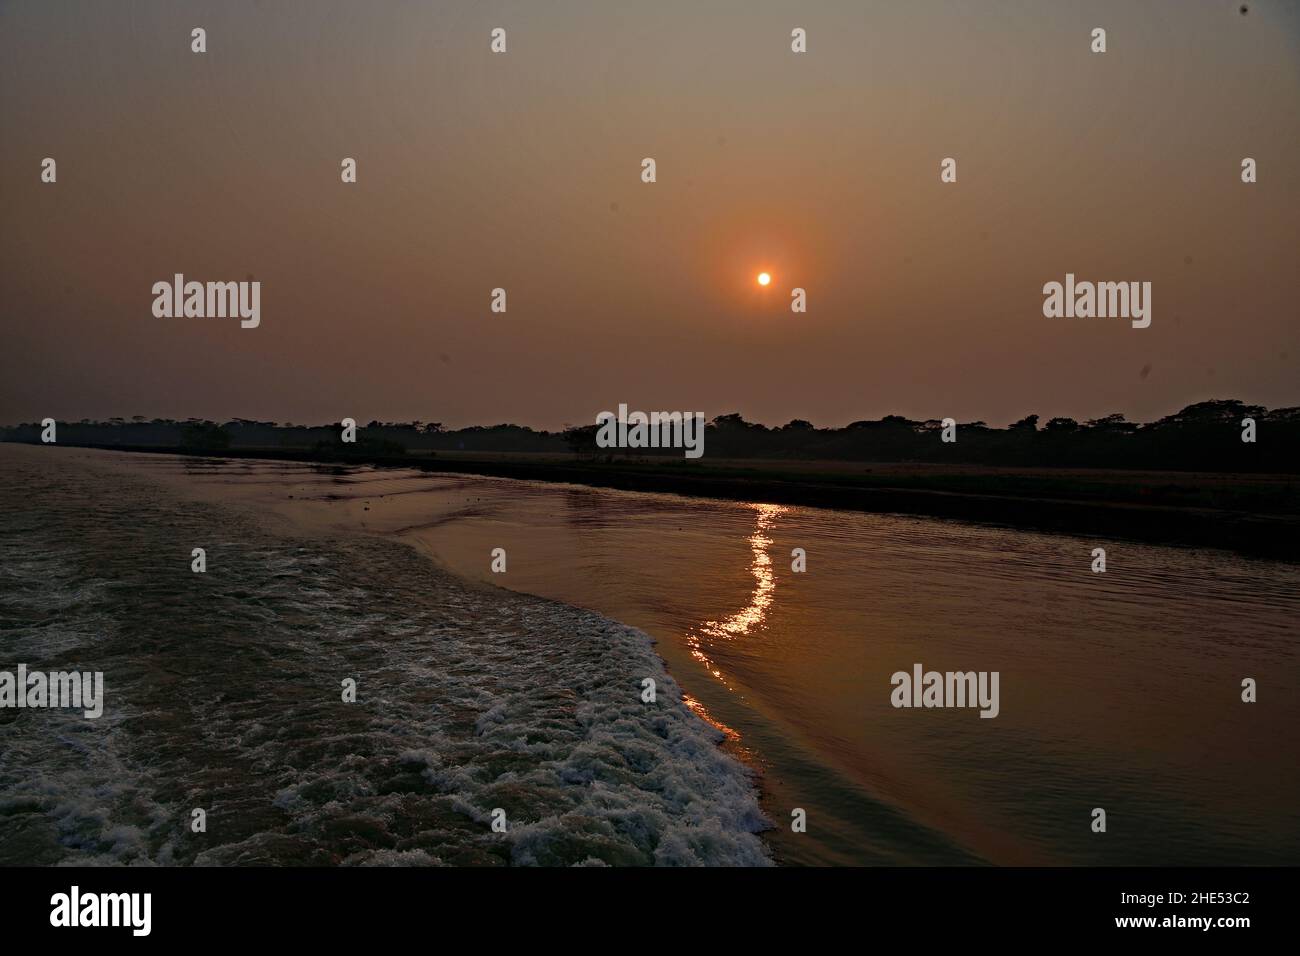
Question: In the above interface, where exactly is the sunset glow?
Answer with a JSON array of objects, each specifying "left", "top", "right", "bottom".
[{"left": 4, "top": 0, "right": 1297, "bottom": 892}]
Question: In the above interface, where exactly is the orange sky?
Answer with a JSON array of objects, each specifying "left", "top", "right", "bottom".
[{"left": 2, "top": 0, "right": 1298, "bottom": 429}]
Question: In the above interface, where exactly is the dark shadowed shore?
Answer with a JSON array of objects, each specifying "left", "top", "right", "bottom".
[{"left": 22, "top": 442, "right": 1300, "bottom": 562}]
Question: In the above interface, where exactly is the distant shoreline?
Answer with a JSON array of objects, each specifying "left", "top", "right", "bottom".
[{"left": 15, "top": 442, "right": 1300, "bottom": 561}]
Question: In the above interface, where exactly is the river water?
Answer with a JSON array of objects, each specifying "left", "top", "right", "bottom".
[{"left": 5, "top": 445, "right": 1297, "bottom": 865}]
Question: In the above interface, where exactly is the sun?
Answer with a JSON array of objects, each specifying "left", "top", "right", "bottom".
[{"left": 757, "top": 272, "right": 771, "bottom": 287}]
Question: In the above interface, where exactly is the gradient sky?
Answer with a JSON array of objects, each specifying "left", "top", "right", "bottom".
[{"left": 2, "top": 0, "right": 1297, "bottom": 429}]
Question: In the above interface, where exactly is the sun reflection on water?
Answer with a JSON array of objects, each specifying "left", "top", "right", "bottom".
[{"left": 686, "top": 503, "right": 788, "bottom": 692}]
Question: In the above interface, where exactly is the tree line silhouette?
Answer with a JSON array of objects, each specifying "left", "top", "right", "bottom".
[{"left": 3, "top": 399, "right": 1297, "bottom": 473}]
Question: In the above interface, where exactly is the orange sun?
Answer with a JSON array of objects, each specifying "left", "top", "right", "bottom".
[{"left": 757, "top": 272, "right": 771, "bottom": 287}]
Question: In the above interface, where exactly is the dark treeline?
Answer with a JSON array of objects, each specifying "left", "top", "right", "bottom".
[
  {"left": 3, "top": 399, "right": 1297, "bottom": 473},
  {"left": 654, "top": 401, "right": 1300, "bottom": 472},
  {"left": 0, "top": 418, "right": 560, "bottom": 456}
]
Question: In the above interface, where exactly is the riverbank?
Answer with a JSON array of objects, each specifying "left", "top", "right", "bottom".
[{"left": 21, "top": 442, "right": 1299, "bottom": 561}]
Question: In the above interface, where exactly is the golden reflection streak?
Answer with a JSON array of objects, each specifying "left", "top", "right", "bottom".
[
  {"left": 681, "top": 692, "right": 742, "bottom": 744},
  {"left": 685, "top": 503, "right": 788, "bottom": 693}
]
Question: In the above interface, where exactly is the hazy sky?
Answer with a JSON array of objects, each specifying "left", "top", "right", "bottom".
[{"left": 2, "top": 0, "right": 1297, "bottom": 429}]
